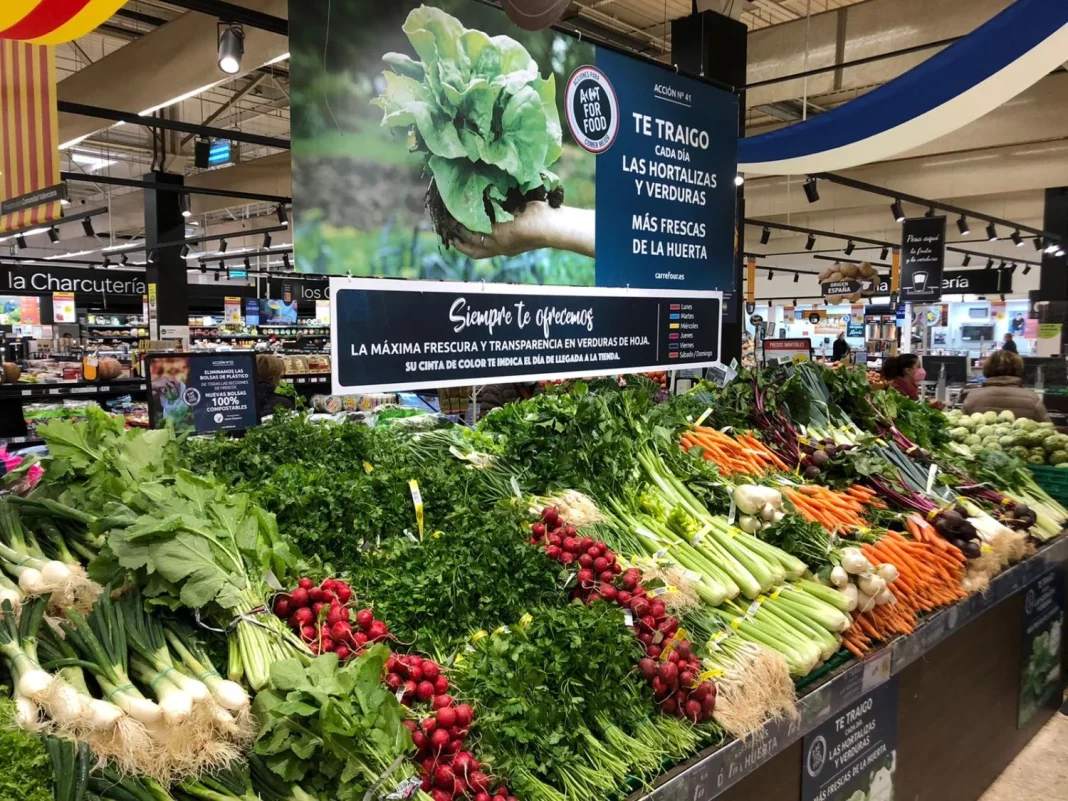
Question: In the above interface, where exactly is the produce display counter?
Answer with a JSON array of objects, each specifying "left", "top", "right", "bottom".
[{"left": 634, "top": 535, "right": 1068, "bottom": 801}]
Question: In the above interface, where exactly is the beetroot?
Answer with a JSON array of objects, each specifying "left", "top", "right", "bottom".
[{"left": 638, "top": 657, "right": 658, "bottom": 680}]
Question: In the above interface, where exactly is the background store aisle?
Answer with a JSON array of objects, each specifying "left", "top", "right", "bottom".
[{"left": 979, "top": 712, "right": 1068, "bottom": 801}]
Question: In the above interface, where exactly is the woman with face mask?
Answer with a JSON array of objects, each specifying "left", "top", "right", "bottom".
[{"left": 880, "top": 354, "right": 925, "bottom": 401}]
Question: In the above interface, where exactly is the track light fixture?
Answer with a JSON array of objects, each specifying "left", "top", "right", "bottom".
[
  {"left": 880, "top": 247, "right": 889, "bottom": 261},
  {"left": 844, "top": 240, "right": 855, "bottom": 255},
  {"left": 1000, "top": 294, "right": 1006, "bottom": 302},
  {"left": 218, "top": 259, "right": 225, "bottom": 271},
  {"left": 214, "top": 270, "right": 221, "bottom": 282},
  {"left": 998, "top": 261, "right": 1006, "bottom": 270},
  {"left": 276, "top": 205, "right": 288, "bottom": 226},
  {"left": 793, "top": 298, "right": 798, "bottom": 306},
  {"left": 47, "top": 227, "right": 59, "bottom": 244},
  {"left": 82, "top": 218, "right": 95, "bottom": 238},
  {"left": 805, "top": 233, "right": 816, "bottom": 251},
  {"left": 200, "top": 262, "right": 207, "bottom": 274},
  {"left": 1010, "top": 262, "right": 1017, "bottom": 273},
  {"left": 962, "top": 254, "right": 971, "bottom": 267},
  {"left": 986, "top": 258, "right": 994, "bottom": 270},
  {"left": 734, "top": 175, "right": 744, "bottom": 187},
  {"left": 925, "top": 207, "right": 936, "bottom": 218},
  {"left": 15, "top": 235, "right": 26, "bottom": 250},
  {"left": 147, "top": 250, "right": 157, "bottom": 264},
  {"left": 1034, "top": 237, "right": 1044, "bottom": 251},
  {"left": 803, "top": 177, "right": 819, "bottom": 203},
  {"left": 121, "top": 254, "right": 129, "bottom": 266},
  {"left": 283, "top": 253, "right": 291, "bottom": 270},
  {"left": 768, "top": 270, "right": 775, "bottom": 280},
  {"left": 217, "top": 22, "right": 245, "bottom": 75},
  {"left": 219, "top": 239, "right": 227, "bottom": 254},
  {"left": 1056, "top": 246, "right": 1066, "bottom": 258},
  {"left": 1045, "top": 242, "right": 1059, "bottom": 254},
  {"left": 243, "top": 256, "right": 252, "bottom": 270},
  {"left": 891, "top": 200, "right": 905, "bottom": 222},
  {"left": 1023, "top": 264, "right": 1032, "bottom": 275},
  {"left": 103, "top": 257, "right": 112, "bottom": 269},
  {"left": 986, "top": 222, "right": 998, "bottom": 241},
  {"left": 760, "top": 227, "right": 770, "bottom": 245},
  {"left": 180, "top": 244, "right": 190, "bottom": 259},
  {"left": 957, "top": 215, "right": 970, "bottom": 236},
  {"left": 793, "top": 273, "right": 799, "bottom": 283},
  {"left": 263, "top": 232, "right": 272, "bottom": 249},
  {"left": 180, "top": 194, "right": 191, "bottom": 218},
  {"left": 1011, "top": 229, "right": 1023, "bottom": 247}
]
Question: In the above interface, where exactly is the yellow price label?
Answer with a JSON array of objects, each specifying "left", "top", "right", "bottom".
[
  {"left": 408, "top": 479, "right": 424, "bottom": 539},
  {"left": 518, "top": 613, "right": 533, "bottom": 629},
  {"left": 363, "top": 461, "right": 373, "bottom": 473},
  {"left": 470, "top": 630, "right": 488, "bottom": 644},
  {"left": 694, "top": 407, "right": 713, "bottom": 427}
]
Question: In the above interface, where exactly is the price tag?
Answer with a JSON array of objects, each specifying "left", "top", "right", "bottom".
[
  {"left": 652, "top": 548, "right": 668, "bottom": 560},
  {"left": 692, "top": 523, "right": 713, "bottom": 546},
  {"left": 395, "top": 688, "right": 406, "bottom": 705},
  {"left": 101, "top": 386, "right": 110, "bottom": 392},
  {"left": 408, "top": 479, "right": 424, "bottom": 538},
  {"left": 48, "top": 388, "right": 61, "bottom": 395},
  {"left": 624, "top": 611, "right": 634, "bottom": 627},
  {"left": 694, "top": 407, "right": 713, "bottom": 426},
  {"left": 21, "top": 389, "right": 30, "bottom": 396}
]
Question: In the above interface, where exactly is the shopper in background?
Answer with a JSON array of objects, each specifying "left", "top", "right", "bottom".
[
  {"left": 476, "top": 382, "right": 536, "bottom": 420},
  {"left": 832, "top": 332, "right": 850, "bottom": 362},
  {"left": 256, "top": 353, "right": 295, "bottom": 420},
  {"left": 1002, "top": 332, "right": 1019, "bottom": 354},
  {"left": 962, "top": 350, "right": 1049, "bottom": 422},
  {"left": 881, "top": 354, "right": 924, "bottom": 401}
]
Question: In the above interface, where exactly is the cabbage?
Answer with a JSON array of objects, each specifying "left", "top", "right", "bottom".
[
  {"left": 1030, "top": 447, "right": 1048, "bottom": 463},
  {"left": 976, "top": 425, "right": 996, "bottom": 439},
  {"left": 372, "top": 6, "right": 564, "bottom": 235},
  {"left": 998, "top": 435, "right": 1016, "bottom": 448},
  {"left": 1010, "top": 446, "right": 1031, "bottom": 459},
  {"left": 981, "top": 436, "right": 1001, "bottom": 449},
  {"left": 1050, "top": 450, "right": 1068, "bottom": 466},
  {"left": 969, "top": 413, "right": 987, "bottom": 428},
  {"left": 997, "top": 409, "right": 1016, "bottom": 423},
  {"left": 981, "top": 411, "right": 998, "bottom": 425},
  {"left": 1013, "top": 418, "right": 1036, "bottom": 431},
  {"left": 964, "top": 434, "right": 982, "bottom": 447},
  {"left": 950, "top": 426, "right": 970, "bottom": 442}
]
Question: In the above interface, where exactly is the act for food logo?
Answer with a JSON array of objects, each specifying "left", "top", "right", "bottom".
[{"left": 566, "top": 66, "right": 619, "bottom": 153}]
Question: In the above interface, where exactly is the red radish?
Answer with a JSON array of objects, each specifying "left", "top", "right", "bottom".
[
  {"left": 562, "top": 537, "right": 579, "bottom": 553},
  {"left": 637, "top": 632, "right": 653, "bottom": 646},
  {"left": 309, "top": 587, "right": 324, "bottom": 603},
  {"left": 667, "top": 650, "right": 680, "bottom": 665},
  {"left": 453, "top": 753, "right": 475, "bottom": 776},
  {"left": 386, "top": 673, "right": 403, "bottom": 691},
  {"left": 432, "top": 694, "right": 453, "bottom": 709},
  {"left": 336, "top": 585, "right": 352, "bottom": 603},
  {"left": 402, "top": 719, "right": 417, "bottom": 733},
  {"left": 320, "top": 590, "right": 336, "bottom": 604},
  {"left": 659, "top": 662, "right": 679, "bottom": 685},
  {"left": 420, "top": 717, "right": 437, "bottom": 733},
  {"left": 446, "top": 738, "right": 463, "bottom": 755},
  {"left": 563, "top": 525, "right": 577, "bottom": 538},
  {"left": 355, "top": 609, "right": 374, "bottom": 631},
  {"left": 677, "top": 641, "right": 692, "bottom": 660},
  {"left": 312, "top": 602, "right": 325, "bottom": 618},
  {"left": 408, "top": 665, "right": 424, "bottom": 683},
  {"left": 468, "top": 772, "right": 490, "bottom": 793},
  {"left": 546, "top": 533, "right": 562, "bottom": 546},
  {"left": 662, "top": 697, "right": 678, "bottom": 713},
  {"left": 335, "top": 645, "right": 352, "bottom": 661},
  {"left": 421, "top": 661, "right": 440, "bottom": 681},
  {"left": 647, "top": 645, "right": 662, "bottom": 659},
  {"left": 578, "top": 536, "right": 593, "bottom": 550},
  {"left": 421, "top": 757, "right": 437, "bottom": 774},
  {"left": 650, "top": 601, "right": 667, "bottom": 619},
  {"left": 541, "top": 507, "right": 560, "bottom": 526},
  {"left": 273, "top": 597, "right": 292, "bottom": 618},
  {"left": 454, "top": 704, "right": 474, "bottom": 727},
  {"left": 319, "top": 636, "right": 335, "bottom": 652},
  {"left": 680, "top": 671, "right": 695, "bottom": 688},
  {"left": 531, "top": 522, "right": 546, "bottom": 538},
  {"left": 593, "top": 557, "right": 608, "bottom": 573},
  {"left": 369, "top": 620, "right": 389, "bottom": 641},
  {"left": 386, "top": 656, "right": 400, "bottom": 673},
  {"left": 292, "top": 606, "right": 313, "bottom": 626},
  {"left": 430, "top": 790, "right": 450, "bottom": 801},
  {"left": 298, "top": 578, "right": 314, "bottom": 590},
  {"left": 617, "top": 590, "right": 633, "bottom": 605},
  {"left": 631, "top": 598, "right": 650, "bottom": 617},
  {"left": 403, "top": 680, "right": 418, "bottom": 698},
  {"left": 430, "top": 728, "right": 450, "bottom": 751},
  {"left": 578, "top": 553, "right": 594, "bottom": 569},
  {"left": 409, "top": 655, "right": 423, "bottom": 667},
  {"left": 436, "top": 706, "right": 458, "bottom": 728},
  {"left": 496, "top": 787, "right": 509, "bottom": 797},
  {"left": 599, "top": 570, "right": 615, "bottom": 584},
  {"left": 559, "top": 552, "right": 576, "bottom": 566},
  {"left": 587, "top": 592, "right": 602, "bottom": 603},
  {"left": 638, "top": 657, "right": 658, "bottom": 679},
  {"left": 640, "top": 615, "right": 656, "bottom": 631},
  {"left": 433, "top": 675, "right": 450, "bottom": 694},
  {"left": 353, "top": 632, "right": 369, "bottom": 647},
  {"left": 474, "top": 794, "right": 491, "bottom": 801},
  {"left": 433, "top": 765, "right": 454, "bottom": 790},
  {"left": 601, "top": 585, "right": 618, "bottom": 601},
  {"left": 612, "top": 562, "right": 623, "bottom": 575},
  {"left": 577, "top": 569, "right": 594, "bottom": 586},
  {"left": 417, "top": 681, "right": 436, "bottom": 701},
  {"left": 545, "top": 545, "right": 562, "bottom": 560},
  {"left": 331, "top": 621, "right": 353, "bottom": 642},
  {"left": 290, "top": 587, "right": 310, "bottom": 608},
  {"left": 326, "top": 606, "right": 346, "bottom": 626},
  {"left": 651, "top": 676, "right": 666, "bottom": 696},
  {"left": 300, "top": 625, "right": 316, "bottom": 641},
  {"left": 412, "top": 730, "right": 429, "bottom": 750}
]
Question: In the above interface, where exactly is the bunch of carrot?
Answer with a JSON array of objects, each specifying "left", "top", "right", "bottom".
[
  {"left": 680, "top": 426, "right": 788, "bottom": 476},
  {"left": 841, "top": 518, "right": 967, "bottom": 657},
  {"left": 782, "top": 485, "right": 884, "bottom": 534}
]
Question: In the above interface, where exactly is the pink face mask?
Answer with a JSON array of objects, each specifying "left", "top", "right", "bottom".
[{"left": 913, "top": 368, "right": 927, "bottom": 382}]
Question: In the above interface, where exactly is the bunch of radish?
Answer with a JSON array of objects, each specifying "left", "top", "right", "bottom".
[
  {"left": 387, "top": 654, "right": 514, "bottom": 801},
  {"left": 271, "top": 577, "right": 391, "bottom": 660},
  {"left": 529, "top": 508, "right": 716, "bottom": 722}
]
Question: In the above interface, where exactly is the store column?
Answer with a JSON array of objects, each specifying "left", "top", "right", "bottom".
[
  {"left": 671, "top": 9, "right": 747, "bottom": 365},
  {"left": 1038, "top": 187, "right": 1068, "bottom": 355},
  {"left": 144, "top": 171, "right": 190, "bottom": 342}
]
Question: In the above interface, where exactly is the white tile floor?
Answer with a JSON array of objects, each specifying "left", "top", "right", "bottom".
[{"left": 979, "top": 711, "right": 1068, "bottom": 801}]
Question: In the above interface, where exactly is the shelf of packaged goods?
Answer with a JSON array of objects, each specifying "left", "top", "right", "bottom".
[
  {"left": 0, "top": 435, "right": 44, "bottom": 447},
  {"left": 83, "top": 323, "right": 145, "bottom": 329},
  {"left": 281, "top": 374, "right": 331, "bottom": 385},
  {"left": 0, "top": 380, "right": 147, "bottom": 400},
  {"left": 631, "top": 534, "right": 1068, "bottom": 801},
  {"left": 86, "top": 335, "right": 143, "bottom": 342}
]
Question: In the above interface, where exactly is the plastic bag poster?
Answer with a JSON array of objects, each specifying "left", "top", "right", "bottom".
[
  {"left": 289, "top": 1, "right": 738, "bottom": 293},
  {"left": 329, "top": 277, "right": 722, "bottom": 393},
  {"left": 1018, "top": 568, "right": 1064, "bottom": 727},
  {"left": 802, "top": 678, "right": 898, "bottom": 801},
  {"left": 146, "top": 352, "right": 258, "bottom": 435}
]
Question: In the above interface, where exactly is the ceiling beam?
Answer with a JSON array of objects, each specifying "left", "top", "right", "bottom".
[{"left": 160, "top": 0, "right": 288, "bottom": 34}]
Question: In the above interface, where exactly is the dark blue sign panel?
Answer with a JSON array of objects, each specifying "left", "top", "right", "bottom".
[
  {"left": 802, "top": 678, "right": 898, "bottom": 801},
  {"left": 244, "top": 298, "right": 260, "bottom": 326},
  {"left": 290, "top": 1, "right": 738, "bottom": 293},
  {"left": 1018, "top": 569, "right": 1064, "bottom": 727},
  {"left": 146, "top": 352, "right": 258, "bottom": 434},
  {"left": 329, "top": 278, "right": 722, "bottom": 393}
]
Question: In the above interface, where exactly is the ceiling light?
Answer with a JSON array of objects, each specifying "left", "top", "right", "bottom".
[
  {"left": 1023, "top": 264, "right": 1032, "bottom": 275},
  {"left": 1011, "top": 229, "right": 1023, "bottom": 247},
  {"left": 998, "top": 261, "right": 1006, "bottom": 270},
  {"left": 1045, "top": 242, "right": 1059, "bottom": 254},
  {"left": 219, "top": 239, "right": 227, "bottom": 253},
  {"left": 15, "top": 235, "right": 26, "bottom": 250},
  {"left": 767, "top": 270, "right": 775, "bottom": 280},
  {"left": 262, "top": 232, "right": 272, "bottom": 249},
  {"left": 1033, "top": 237, "right": 1044, "bottom": 251},
  {"left": 1056, "top": 246, "right": 1066, "bottom": 258},
  {"left": 957, "top": 216, "right": 970, "bottom": 236},
  {"left": 880, "top": 247, "right": 889, "bottom": 261},
  {"left": 121, "top": 254, "right": 129, "bottom": 265},
  {"left": 986, "top": 222, "right": 998, "bottom": 241},
  {"left": 276, "top": 205, "right": 288, "bottom": 226},
  {"left": 47, "top": 227, "right": 59, "bottom": 244},
  {"left": 803, "top": 177, "right": 819, "bottom": 203},
  {"left": 962, "top": 254, "right": 971, "bottom": 267},
  {"left": 760, "top": 227, "right": 770, "bottom": 245},
  {"left": 793, "top": 298, "right": 798, "bottom": 306},
  {"left": 82, "top": 218, "right": 96, "bottom": 238},
  {"left": 793, "top": 273, "right": 799, "bottom": 283},
  {"left": 734, "top": 175, "right": 744, "bottom": 186},
  {"left": 986, "top": 258, "right": 994, "bottom": 270},
  {"left": 805, "top": 233, "right": 816, "bottom": 250},
  {"left": 1000, "top": 293, "right": 1006, "bottom": 302},
  {"left": 181, "top": 244, "right": 190, "bottom": 259},
  {"left": 180, "top": 194, "right": 191, "bottom": 218},
  {"left": 844, "top": 240, "right": 855, "bottom": 255},
  {"left": 60, "top": 197, "right": 70, "bottom": 206},
  {"left": 148, "top": 250, "right": 157, "bottom": 263},
  {"left": 217, "top": 22, "right": 245, "bottom": 75},
  {"left": 200, "top": 262, "right": 207, "bottom": 274},
  {"left": 218, "top": 259, "right": 225, "bottom": 271},
  {"left": 214, "top": 270, "right": 221, "bottom": 282},
  {"left": 925, "top": 207, "right": 936, "bottom": 218},
  {"left": 283, "top": 253, "right": 291, "bottom": 270},
  {"left": 243, "top": 256, "right": 251, "bottom": 270},
  {"left": 891, "top": 200, "right": 905, "bottom": 222}
]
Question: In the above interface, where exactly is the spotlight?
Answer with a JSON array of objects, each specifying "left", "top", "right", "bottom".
[
  {"left": 793, "top": 299, "right": 798, "bottom": 306},
  {"left": 1010, "top": 262, "right": 1017, "bottom": 274},
  {"left": 760, "top": 227, "right": 770, "bottom": 245},
  {"left": 1000, "top": 294, "right": 1006, "bottom": 302},
  {"left": 217, "top": 22, "right": 245, "bottom": 75},
  {"left": 880, "top": 247, "right": 889, "bottom": 261},
  {"left": 47, "top": 227, "right": 59, "bottom": 244},
  {"left": 214, "top": 270, "right": 221, "bottom": 282},
  {"left": 734, "top": 175, "right": 744, "bottom": 187},
  {"left": 180, "top": 194, "right": 191, "bottom": 218},
  {"left": 181, "top": 244, "right": 190, "bottom": 259},
  {"left": 793, "top": 273, "right": 799, "bottom": 283},
  {"left": 243, "top": 256, "right": 251, "bottom": 270},
  {"left": 1033, "top": 237, "right": 1044, "bottom": 251},
  {"left": 805, "top": 233, "right": 816, "bottom": 251},
  {"left": 276, "top": 205, "right": 288, "bottom": 226},
  {"left": 121, "top": 253, "right": 129, "bottom": 266},
  {"left": 986, "top": 258, "right": 994, "bottom": 270},
  {"left": 1045, "top": 242, "right": 1059, "bottom": 254},
  {"left": 219, "top": 239, "right": 227, "bottom": 253},
  {"left": 803, "top": 177, "right": 819, "bottom": 204},
  {"left": 218, "top": 259, "right": 225, "bottom": 271},
  {"left": 957, "top": 215, "right": 970, "bottom": 236},
  {"left": 15, "top": 235, "right": 26, "bottom": 250},
  {"left": 283, "top": 253, "right": 291, "bottom": 270},
  {"left": 262, "top": 232, "right": 272, "bottom": 249},
  {"left": 925, "top": 207, "right": 936, "bottom": 218},
  {"left": 768, "top": 270, "right": 775, "bottom": 280},
  {"left": 844, "top": 240, "right": 855, "bottom": 255},
  {"left": 986, "top": 222, "right": 997, "bottom": 241},
  {"left": 962, "top": 254, "right": 971, "bottom": 267},
  {"left": 998, "top": 261, "right": 1006, "bottom": 270},
  {"left": 147, "top": 250, "right": 157, "bottom": 264},
  {"left": 200, "top": 262, "right": 207, "bottom": 274},
  {"left": 1011, "top": 229, "right": 1023, "bottom": 247},
  {"left": 891, "top": 200, "right": 905, "bottom": 222},
  {"left": 1023, "top": 264, "right": 1032, "bottom": 275},
  {"left": 1056, "top": 246, "right": 1066, "bottom": 258},
  {"left": 82, "top": 218, "right": 95, "bottom": 238}
]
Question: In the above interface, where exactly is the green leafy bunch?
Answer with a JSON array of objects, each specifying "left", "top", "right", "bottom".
[
  {"left": 253, "top": 648, "right": 415, "bottom": 801},
  {"left": 0, "top": 693, "right": 53, "bottom": 801},
  {"left": 373, "top": 5, "right": 563, "bottom": 234}
]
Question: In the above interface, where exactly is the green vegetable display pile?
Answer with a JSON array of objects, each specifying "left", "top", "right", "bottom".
[
  {"left": 946, "top": 408, "right": 1068, "bottom": 465},
  {"left": 0, "top": 361, "right": 1062, "bottom": 801}
]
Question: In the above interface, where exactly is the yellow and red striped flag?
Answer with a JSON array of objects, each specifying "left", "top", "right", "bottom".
[
  {"left": 0, "top": 40, "right": 62, "bottom": 233},
  {"left": 0, "top": 1, "right": 127, "bottom": 45}
]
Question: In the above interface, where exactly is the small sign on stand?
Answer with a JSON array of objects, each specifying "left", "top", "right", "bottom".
[{"left": 1018, "top": 568, "right": 1064, "bottom": 727}]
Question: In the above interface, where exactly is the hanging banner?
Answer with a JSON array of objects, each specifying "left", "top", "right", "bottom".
[
  {"left": 51, "top": 290, "right": 74, "bottom": 322},
  {"left": 291, "top": 1, "right": 738, "bottom": 293},
  {"left": 224, "top": 296, "right": 242, "bottom": 326},
  {"left": 1018, "top": 569, "right": 1064, "bottom": 727},
  {"left": 330, "top": 277, "right": 722, "bottom": 393},
  {"left": 819, "top": 261, "right": 879, "bottom": 302},
  {"left": 0, "top": 41, "right": 62, "bottom": 232},
  {"left": 746, "top": 257, "right": 756, "bottom": 305},
  {"left": 0, "top": 1, "right": 128, "bottom": 44},
  {"left": 900, "top": 216, "right": 947, "bottom": 302}
]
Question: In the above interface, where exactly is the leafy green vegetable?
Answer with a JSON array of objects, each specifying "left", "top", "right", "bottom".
[
  {"left": 373, "top": 6, "right": 563, "bottom": 234},
  {"left": 0, "top": 692, "right": 53, "bottom": 801},
  {"left": 253, "top": 648, "right": 416, "bottom": 801}
]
